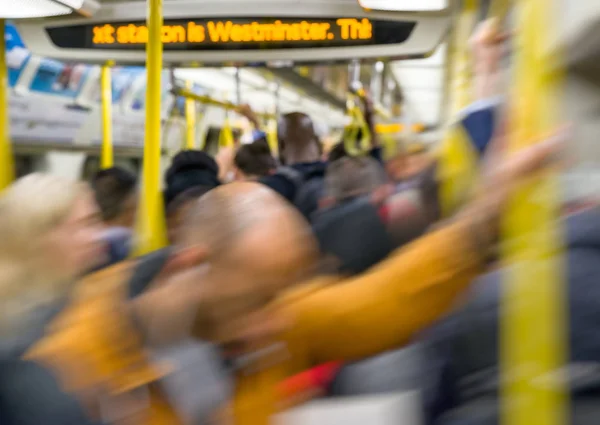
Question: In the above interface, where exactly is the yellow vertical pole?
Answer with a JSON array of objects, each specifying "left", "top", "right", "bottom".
[
  {"left": 0, "top": 20, "right": 14, "bottom": 190},
  {"left": 266, "top": 118, "right": 278, "bottom": 157},
  {"left": 436, "top": 0, "right": 480, "bottom": 217},
  {"left": 501, "top": 1, "right": 567, "bottom": 425},
  {"left": 134, "top": 0, "right": 167, "bottom": 255},
  {"left": 100, "top": 62, "right": 114, "bottom": 169},
  {"left": 185, "top": 80, "right": 196, "bottom": 149}
]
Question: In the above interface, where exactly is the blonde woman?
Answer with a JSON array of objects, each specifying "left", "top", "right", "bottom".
[{"left": 0, "top": 173, "right": 104, "bottom": 425}]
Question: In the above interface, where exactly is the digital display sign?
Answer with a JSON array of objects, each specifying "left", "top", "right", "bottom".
[{"left": 45, "top": 18, "right": 416, "bottom": 51}]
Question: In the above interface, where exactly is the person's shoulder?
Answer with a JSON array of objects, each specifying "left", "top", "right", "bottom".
[
  {"left": 129, "top": 247, "right": 172, "bottom": 298},
  {"left": 260, "top": 171, "right": 299, "bottom": 201},
  {"left": 0, "top": 360, "right": 96, "bottom": 425}
]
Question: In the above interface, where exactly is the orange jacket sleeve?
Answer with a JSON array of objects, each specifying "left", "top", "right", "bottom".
[{"left": 288, "top": 220, "right": 483, "bottom": 365}]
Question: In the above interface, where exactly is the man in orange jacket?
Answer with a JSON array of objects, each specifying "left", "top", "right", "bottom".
[{"left": 28, "top": 125, "right": 564, "bottom": 425}]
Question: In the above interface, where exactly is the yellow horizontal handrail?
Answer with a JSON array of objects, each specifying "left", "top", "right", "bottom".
[
  {"left": 174, "top": 88, "right": 276, "bottom": 120},
  {"left": 348, "top": 88, "right": 392, "bottom": 120},
  {"left": 375, "top": 123, "right": 427, "bottom": 134}
]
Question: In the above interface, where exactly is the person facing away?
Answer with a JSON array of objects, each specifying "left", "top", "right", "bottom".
[
  {"left": 24, "top": 126, "right": 562, "bottom": 425},
  {"left": 258, "top": 111, "right": 327, "bottom": 220},
  {"left": 163, "top": 149, "right": 221, "bottom": 209},
  {"left": 0, "top": 173, "right": 105, "bottom": 425},
  {"left": 312, "top": 156, "right": 396, "bottom": 276},
  {"left": 234, "top": 138, "right": 277, "bottom": 181},
  {"left": 91, "top": 166, "right": 138, "bottom": 266}
]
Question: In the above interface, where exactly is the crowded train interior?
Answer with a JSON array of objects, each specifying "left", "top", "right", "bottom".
[{"left": 0, "top": 0, "right": 599, "bottom": 424}]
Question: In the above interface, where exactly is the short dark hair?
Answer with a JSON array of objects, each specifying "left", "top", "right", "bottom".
[
  {"left": 91, "top": 166, "right": 137, "bottom": 222},
  {"left": 234, "top": 140, "right": 277, "bottom": 178},
  {"left": 164, "top": 150, "right": 221, "bottom": 207},
  {"left": 325, "top": 156, "right": 387, "bottom": 203},
  {"left": 166, "top": 185, "right": 213, "bottom": 218}
]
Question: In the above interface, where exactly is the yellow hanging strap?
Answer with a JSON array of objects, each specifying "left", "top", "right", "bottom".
[
  {"left": 343, "top": 95, "right": 371, "bottom": 157},
  {"left": 133, "top": 0, "right": 168, "bottom": 256},
  {"left": 184, "top": 80, "right": 196, "bottom": 150},
  {"left": 501, "top": 2, "right": 567, "bottom": 425},
  {"left": 219, "top": 115, "right": 234, "bottom": 148},
  {"left": 100, "top": 62, "right": 114, "bottom": 169},
  {"left": 436, "top": 0, "right": 480, "bottom": 218},
  {"left": 266, "top": 118, "right": 279, "bottom": 157},
  {"left": 0, "top": 20, "right": 14, "bottom": 190}
]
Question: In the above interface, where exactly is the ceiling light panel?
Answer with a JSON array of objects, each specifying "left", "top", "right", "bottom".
[
  {"left": 358, "top": 0, "right": 448, "bottom": 12},
  {"left": 0, "top": 0, "right": 74, "bottom": 18}
]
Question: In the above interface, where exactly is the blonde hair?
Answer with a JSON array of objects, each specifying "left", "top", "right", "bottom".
[{"left": 0, "top": 173, "right": 86, "bottom": 335}]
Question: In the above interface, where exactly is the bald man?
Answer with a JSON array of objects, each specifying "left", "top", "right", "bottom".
[{"left": 27, "top": 130, "right": 563, "bottom": 425}]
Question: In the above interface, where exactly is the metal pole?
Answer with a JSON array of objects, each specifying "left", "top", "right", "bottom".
[
  {"left": 0, "top": 20, "right": 14, "bottom": 190},
  {"left": 185, "top": 80, "right": 196, "bottom": 149},
  {"left": 370, "top": 61, "right": 384, "bottom": 105},
  {"left": 274, "top": 83, "right": 281, "bottom": 116},
  {"left": 135, "top": 0, "right": 167, "bottom": 255},
  {"left": 100, "top": 62, "right": 114, "bottom": 169},
  {"left": 235, "top": 67, "right": 242, "bottom": 105}
]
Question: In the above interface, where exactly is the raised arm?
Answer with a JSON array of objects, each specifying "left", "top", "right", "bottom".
[
  {"left": 288, "top": 127, "right": 565, "bottom": 365},
  {"left": 290, "top": 212, "right": 487, "bottom": 364}
]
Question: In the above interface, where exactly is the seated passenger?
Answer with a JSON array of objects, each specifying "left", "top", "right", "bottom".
[
  {"left": 0, "top": 174, "right": 104, "bottom": 425},
  {"left": 91, "top": 166, "right": 137, "bottom": 266},
  {"left": 25, "top": 128, "right": 561, "bottom": 425},
  {"left": 234, "top": 139, "right": 277, "bottom": 181}
]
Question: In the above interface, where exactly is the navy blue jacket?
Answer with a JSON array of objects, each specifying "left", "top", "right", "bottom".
[{"left": 424, "top": 207, "right": 600, "bottom": 425}]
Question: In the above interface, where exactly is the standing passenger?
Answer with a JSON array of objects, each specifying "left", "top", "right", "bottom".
[
  {"left": 91, "top": 166, "right": 137, "bottom": 266},
  {"left": 0, "top": 174, "right": 104, "bottom": 425}
]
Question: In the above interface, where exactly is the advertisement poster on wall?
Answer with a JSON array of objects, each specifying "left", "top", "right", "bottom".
[
  {"left": 89, "top": 66, "right": 145, "bottom": 104},
  {"left": 5, "top": 21, "right": 31, "bottom": 87},
  {"left": 29, "top": 60, "right": 91, "bottom": 98},
  {"left": 131, "top": 70, "right": 173, "bottom": 111}
]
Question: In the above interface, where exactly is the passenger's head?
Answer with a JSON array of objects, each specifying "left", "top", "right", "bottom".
[
  {"left": 166, "top": 185, "right": 214, "bottom": 244},
  {"left": 278, "top": 112, "right": 321, "bottom": 165},
  {"left": 91, "top": 166, "right": 137, "bottom": 228},
  {"left": 172, "top": 182, "right": 318, "bottom": 341},
  {"left": 164, "top": 150, "right": 221, "bottom": 207},
  {"left": 327, "top": 143, "right": 348, "bottom": 163},
  {"left": 234, "top": 140, "right": 277, "bottom": 181},
  {"left": 322, "top": 156, "right": 388, "bottom": 207},
  {"left": 0, "top": 174, "right": 103, "bottom": 333}
]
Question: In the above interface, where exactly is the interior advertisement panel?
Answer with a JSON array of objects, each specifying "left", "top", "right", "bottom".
[
  {"left": 89, "top": 66, "right": 145, "bottom": 104},
  {"left": 4, "top": 24, "right": 178, "bottom": 147},
  {"left": 29, "top": 60, "right": 91, "bottom": 98},
  {"left": 5, "top": 21, "right": 31, "bottom": 87}
]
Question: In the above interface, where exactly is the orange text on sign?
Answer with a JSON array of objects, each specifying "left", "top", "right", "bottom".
[{"left": 92, "top": 19, "right": 373, "bottom": 45}]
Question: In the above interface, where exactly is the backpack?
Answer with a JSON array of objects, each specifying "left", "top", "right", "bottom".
[{"left": 276, "top": 166, "right": 325, "bottom": 221}]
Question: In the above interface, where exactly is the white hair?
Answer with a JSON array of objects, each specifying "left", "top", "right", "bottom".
[{"left": 0, "top": 173, "right": 86, "bottom": 336}]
